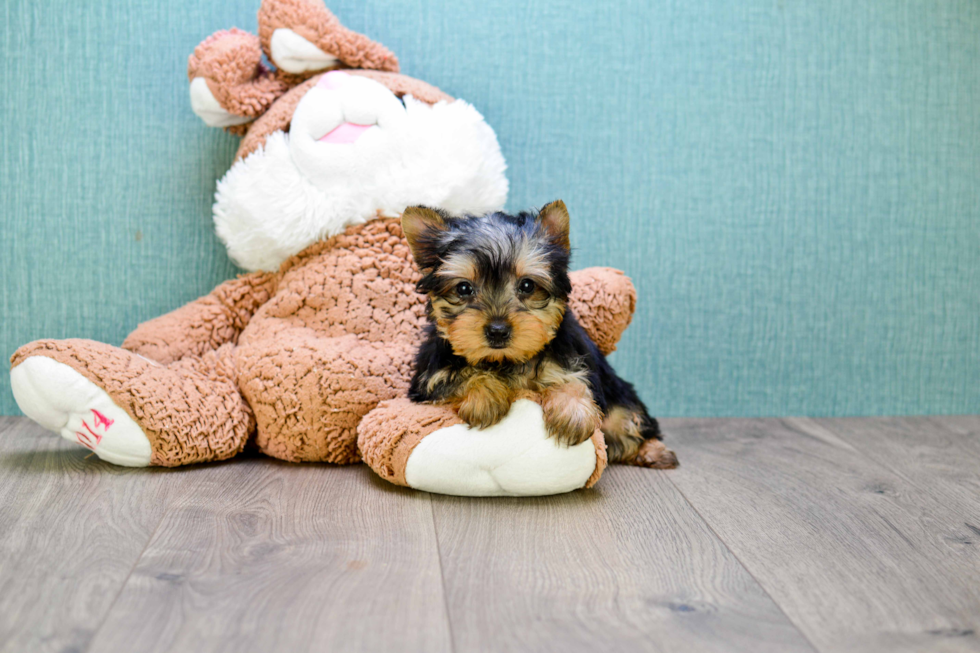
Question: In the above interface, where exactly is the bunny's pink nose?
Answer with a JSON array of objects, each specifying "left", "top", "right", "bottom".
[{"left": 316, "top": 70, "right": 350, "bottom": 90}]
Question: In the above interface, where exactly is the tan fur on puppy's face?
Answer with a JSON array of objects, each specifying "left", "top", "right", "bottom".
[
  {"left": 440, "top": 298, "right": 565, "bottom": 365},
  {"left": 444, "top": 309, "right": 496, "bottom": 364},
  {"left": 507, "top": 301, "right": 565, "bottom": 362},
  {"left": 431, "top": 247, "right": 566, "bottom": 365}
]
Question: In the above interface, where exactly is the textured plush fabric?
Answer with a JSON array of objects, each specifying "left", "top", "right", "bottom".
[
  {"left": 565, "top": 268, "right": 635, "bottom": 355},
  {"left": 122, "top": 272, "right": 278, "bottom": 364},
  {"left": 2, "top": 0, "right": 979, "bottom": 417}
]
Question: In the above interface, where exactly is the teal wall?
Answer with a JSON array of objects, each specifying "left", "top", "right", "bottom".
[{"left": 2, "top": 0, "right": 978, "bottom": 417}]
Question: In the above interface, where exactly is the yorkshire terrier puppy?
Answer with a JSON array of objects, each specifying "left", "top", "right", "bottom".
[{"left": 403, "top": 201, "right": 677, "bottom": 467}]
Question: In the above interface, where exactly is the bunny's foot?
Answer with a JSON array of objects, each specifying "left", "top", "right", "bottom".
[
  {"left": 11, "top": 339, "right": 253, "bottom": 467},
  {"left": 11, "top": 356, "right": 152, "bottom": 466},
  {"left": 358, "top": 397, "right": 606, "bottom": 496}
]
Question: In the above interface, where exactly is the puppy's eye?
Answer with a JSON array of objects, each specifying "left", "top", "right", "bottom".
[
  {"left": 517, "top": 278, "right": 536, "bottom": 295},
  {"left": 455, "top": 281, "right": 474, "bottom": 297}
]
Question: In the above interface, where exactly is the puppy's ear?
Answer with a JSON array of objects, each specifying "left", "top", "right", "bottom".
[
  {"left": 402, "top": 206, "right": 447, "bottom": 269},
  {"left": 538, "top": 200, "right": 571, "bottom": 251}
]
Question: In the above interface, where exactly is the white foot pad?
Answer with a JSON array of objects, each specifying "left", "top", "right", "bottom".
[
  {"left": 404, "top": 399, "right": 597, "bottom": 497},
  {"left": 10, "top": 356, "right": 153, "bottom": 467}
]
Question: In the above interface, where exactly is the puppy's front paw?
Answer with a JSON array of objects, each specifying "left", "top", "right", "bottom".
[
  {"left": 456, "top": 378, "right": 512, "bottom": 429},
  {"left": 542, "top": 389, "right": 602, "bottom": 447}
]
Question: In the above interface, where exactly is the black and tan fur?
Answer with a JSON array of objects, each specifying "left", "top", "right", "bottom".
[{"left": 403, "top": 201, "right": 677, "bottom": 467}]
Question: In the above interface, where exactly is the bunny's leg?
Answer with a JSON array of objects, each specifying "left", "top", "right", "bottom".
[
  {"left": 236, "top": 331, "right": 416, "bottom": 464},
  {"left": 10, "top": 340, "right": 253, "bottom": 466}
]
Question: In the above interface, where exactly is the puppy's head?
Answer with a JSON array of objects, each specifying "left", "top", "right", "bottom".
[{"left": 403, "top": 201, "right": 572, "bottom": 364}]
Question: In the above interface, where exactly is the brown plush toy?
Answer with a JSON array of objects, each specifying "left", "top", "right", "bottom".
[{"left": 10, "top": 0, "right": 656, "bottom": 496}]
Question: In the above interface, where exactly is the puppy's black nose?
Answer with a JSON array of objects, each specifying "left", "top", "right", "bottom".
[{"left": 484, "top": 321, "right": 512, "bottom": 347}]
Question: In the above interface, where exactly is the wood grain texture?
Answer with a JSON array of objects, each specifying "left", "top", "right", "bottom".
[
  {"left": 85, "top": 461, "right": 452, "bottom": 653},
  {"left": 666, "top": 417, "right": 980, "bottom": 653},
  {"left": 0, "top": 418, "right": 181, "bottom": 653},
  {"left": 4, "top": 416, "right": 980, "bottom": 652},
  {"left": 430, "top": 467, "right": 815, "bottom": 653},
  {"left": 797, "top": 417, "right": 980, "bottom": 539}
]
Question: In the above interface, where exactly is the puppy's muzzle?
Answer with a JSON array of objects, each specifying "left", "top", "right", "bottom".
[{"left": 484, "top": 321, "right": 512, "bottom": 349}]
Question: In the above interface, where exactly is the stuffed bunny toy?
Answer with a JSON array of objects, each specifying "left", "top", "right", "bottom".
[{"left": 10, "top": 0, "right": 670, "bottom": 496}]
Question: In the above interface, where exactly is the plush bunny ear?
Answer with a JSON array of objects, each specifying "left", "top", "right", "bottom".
[
  {"left": 258, "top": 0, "right": 399, "bottom": 75},
  {"left": 538, "top": 200, "right": 571, "bottom": 251},
  {"left": 188, "top": 28, "right": 291, "bottom": 131}
]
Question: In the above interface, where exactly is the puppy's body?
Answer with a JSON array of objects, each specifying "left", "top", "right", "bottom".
[{"left": 403, "top": 202, "right": 676, "bottom": 467}]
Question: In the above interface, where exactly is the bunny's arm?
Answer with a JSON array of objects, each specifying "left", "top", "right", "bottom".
[
  {"left": 568, "top": 268, "right": 637, "bottom": 356},
  {"left": 122, "top": 272, "right": 278, "bottom": 365}
]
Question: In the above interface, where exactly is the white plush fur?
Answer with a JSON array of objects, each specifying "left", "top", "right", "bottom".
[
  {"left": 213, "top": 73, "right": 509, "bottom": 271},
  {"left": 404, "top": 399, "right": 598, "bottom": 497}
]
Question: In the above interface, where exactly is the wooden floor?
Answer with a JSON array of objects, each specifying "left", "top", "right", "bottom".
[{"left": 1, "top": 416, "right": 978, "bottom": 653}]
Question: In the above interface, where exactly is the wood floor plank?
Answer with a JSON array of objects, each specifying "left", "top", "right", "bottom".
[
  {"left": 666, "top": 417, "right": 980, "bottom": 653},
  {"left": 87, "top": 460, "right": 453, "bottom": 653},
  {"left": 0, "top": 417, "right": 182, "bottom": 653},
  {"left": 796, "top": 417, "right": 980, "bottom": 539},
  {"left": 431, "top": 466, "right": 815, "bottom": 653},
  {"left": 920, "top": 416, "right": 980, "bottom": 459}
]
